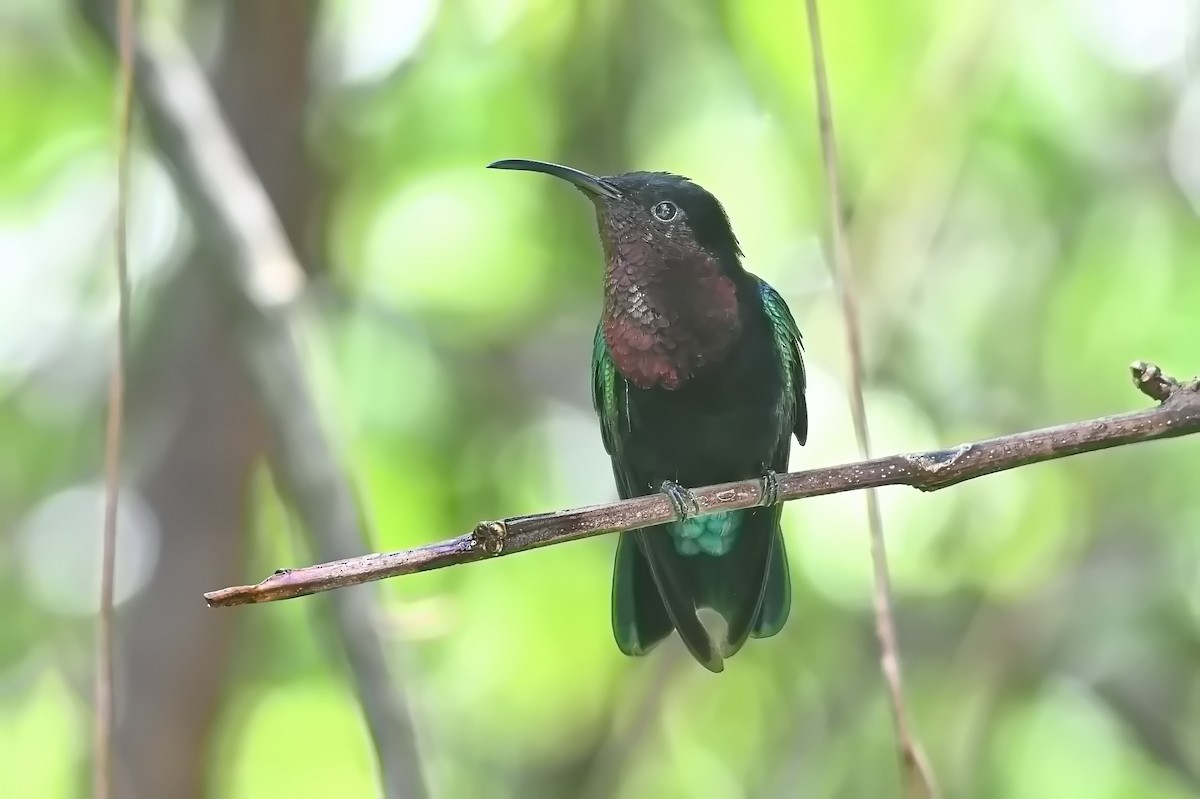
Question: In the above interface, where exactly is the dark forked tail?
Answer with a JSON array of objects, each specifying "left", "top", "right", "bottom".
[{"left": 611, "top": 506, "right": 791, "bottom": 673}]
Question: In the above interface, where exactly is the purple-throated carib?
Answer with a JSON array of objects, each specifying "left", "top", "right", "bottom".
[{"left": 489, "top": 159, "right": 809, "bottom": 672}]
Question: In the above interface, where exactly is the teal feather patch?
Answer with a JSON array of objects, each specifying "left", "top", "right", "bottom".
[{"left": 669, "top": 511, "right": 742, "bottom": 556}]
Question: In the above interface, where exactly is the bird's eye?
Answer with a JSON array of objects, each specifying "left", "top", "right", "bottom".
[{"left": 652, "top": 201, "right": 678, "bottom": 222}]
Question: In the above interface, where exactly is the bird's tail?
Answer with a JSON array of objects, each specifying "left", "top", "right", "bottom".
[{"left": 611, "top": 506, "right": 791, "bottom": 673}]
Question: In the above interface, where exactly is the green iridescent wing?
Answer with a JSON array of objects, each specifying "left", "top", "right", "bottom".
[
  {"left": 748, "top": 279, "right": 806, "bottom": 642},
  {"left": 590, "top": 323, "right": 628, "bottom": 460},
  {"left": 590, "top": 326, "right": 634, "bottom": 495},
  {"left": 757, "top": 279, "right": 808, "bottom": 446}
]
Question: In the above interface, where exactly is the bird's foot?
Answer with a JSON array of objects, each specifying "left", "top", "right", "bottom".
[
  {"left": 758, "top": 468, "right": 780, "bottom": 508},
  {"left": 660, "top": 480, "right": 700, "bottom": 522}
]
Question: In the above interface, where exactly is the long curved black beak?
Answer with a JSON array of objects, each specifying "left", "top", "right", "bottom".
[{"left": 487, "top": 158, "right": 622, "bottom": 199}]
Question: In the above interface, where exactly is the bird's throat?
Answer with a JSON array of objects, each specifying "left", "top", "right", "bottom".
[{"left": 602, "top": 256, "right": 741, "bottom": 390}]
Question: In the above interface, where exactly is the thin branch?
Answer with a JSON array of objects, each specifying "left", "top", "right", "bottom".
[
  {"left": 95, "top": 0, "right": 134, "bottom": 796},
  {"left": 76, "top": 6, "right": 426, "bottom": 797},
  {"left": 206, "top": 363, "right": 1200, "bottom": 606},
  {"left": 800, "top": 0, "right": 938, "bottom": 794}
]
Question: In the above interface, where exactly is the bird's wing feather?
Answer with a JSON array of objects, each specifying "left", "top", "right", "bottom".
[
  {"left": 590, "top": 325, "right": 628, "bottom": 465},
  {"left": 757, "top": 280, "right": 809, "bottom": 446}
]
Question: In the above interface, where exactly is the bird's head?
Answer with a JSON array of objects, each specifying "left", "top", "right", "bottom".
[
  {"left": 488, "top": 158, "right": 747, "bottom": 389},
  {"left": 487, "top": 158, "right": 743, "bottom": 272}
]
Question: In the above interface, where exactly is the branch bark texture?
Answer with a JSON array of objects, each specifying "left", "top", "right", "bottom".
[{"left": 207, "top": 363, "right": 1200, "bottom": 607}]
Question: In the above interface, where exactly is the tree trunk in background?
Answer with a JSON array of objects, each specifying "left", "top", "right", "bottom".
[
  {"left": 114, "top": 3, "right": 315, "bottom": 796},
  {"left": 116, "top": 268, "right": 261, "bottom": 799}
]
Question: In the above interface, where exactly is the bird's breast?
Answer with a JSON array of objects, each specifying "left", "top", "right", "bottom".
[
  {"left": 602, "top": 266, "right": 740, "bottom": 390},
  {"left": 616, "top": 320, "right": 788, "bottom": 489}
]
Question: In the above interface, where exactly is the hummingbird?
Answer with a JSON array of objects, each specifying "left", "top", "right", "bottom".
[{"left": 489, "top": 159, "right": 808, "bottom": 672}]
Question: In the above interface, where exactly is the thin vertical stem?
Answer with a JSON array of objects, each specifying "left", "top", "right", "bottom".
[
  {"left": 800, "top": 0, "right": 937, "bottom": 795},
  {"left": 95, "top": 0, "right": 135, "bottom": 796}
]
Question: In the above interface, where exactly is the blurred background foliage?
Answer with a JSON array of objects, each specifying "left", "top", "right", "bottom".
[{"left": 1, "top": 0, "right": 1199, "bottom": 796}]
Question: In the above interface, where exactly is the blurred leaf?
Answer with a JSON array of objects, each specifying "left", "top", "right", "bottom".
[
  {"left": 222, "top": 679, "right": 378, "bottom": 799},
  {"left": 994, "top": 681, "right": 1195, "bottom": 799},
  {"left": 426, "top": 537, "right": 616, "bottom": 762},
  {"left": 0, "top": 670, "right": 81, "bottom": 799}
]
